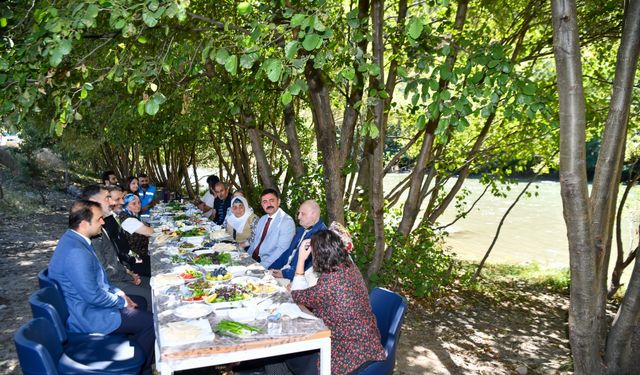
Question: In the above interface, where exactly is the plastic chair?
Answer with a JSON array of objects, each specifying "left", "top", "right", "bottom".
[
  {"left": 356, "top": 287, "right": 407, "bottom": 375},
  {"left": 28, "top": 287, "right": 144, "bottom": 374},
  {"left": 15, "top": 317, "right": 144, "bottom": 375}
]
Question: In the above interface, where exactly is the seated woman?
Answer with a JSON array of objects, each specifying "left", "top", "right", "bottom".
[
  {"left": 288, "top": 230, "right": 386, "bottom": 375},
  {"left": 225, "top": 196, "right": 258, "bottom": 249},
  {"left": 119, "top": 193, "right": 154, "bottom": 259},
  {"left": 125, "top": 176, "right": 139, "bottom": 194}
]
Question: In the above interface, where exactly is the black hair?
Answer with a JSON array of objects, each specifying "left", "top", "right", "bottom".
[
  {"left": 81, "top": 184, "right": 107, "bottom": 200},
  {"left": 261, "top": 188, "right": 280, "bottom": 199},
  {"left": 138, "top": 173, "right": 148, "bottom": 179},
  {"left": 107, "top": 185, "right": 123, "bottom": 192},
  {"left": 101, "top": 170, "right": 116, "bottom": 183},
  {"left": 206, "top": 175, "right": 220, "bottom": 186},
  {"left": 310, "top": 229, "right": 351, "bottom": 274},
  {"left": 68, "top": 200, "right": 101, "bottom": 230}
]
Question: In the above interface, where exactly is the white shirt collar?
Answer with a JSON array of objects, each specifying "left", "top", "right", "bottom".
[
  {"left": 268, "top": 208, "right": 284, "bottom": 220},
  {"left": 71, "top": 229, "right": 92, "bottom": 246}
]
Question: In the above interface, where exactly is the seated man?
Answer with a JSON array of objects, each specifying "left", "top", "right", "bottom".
[
  {"left": 101, "top": 170, "right": 118, "bottom": 186},
  {"left": 248, "top": 188, "right": 295, "bottom": 268},
  {"left": 83, "top": 185, "right": 152, "bottom": 307},
  {"left": 83, "top": 185, "right": 150, "bottom": 277},
  {"left": 137, "top": 173, "right": 157, "bottom": 214},
  {"left": 270, "top": 200, "right": 326, "bottom": 279},
  {"left": 48, "top": 200, "right": 155, "bottom": 375},
  {"left": 211, "top": 181, "right": 232, "bottom": 226},
  {"left": 197, "top": 175, "right": 219, "bottom": 218}
]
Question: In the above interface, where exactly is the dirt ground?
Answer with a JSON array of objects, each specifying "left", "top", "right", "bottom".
[{"left": 0, "top": 193, "right": 572, "bottom": 375}]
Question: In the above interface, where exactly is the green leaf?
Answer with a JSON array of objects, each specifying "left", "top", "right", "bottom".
[
  {"left": 312, "top": 16, "right": 326, "bottom": 32},
  {"left": 439, "top": 65, "right": 451, "bottom": 80},
  {"left": 342, "top": 67, "right": 355, "bottom": 81},
  {"left": 142, "top": 12, "right": 157, "bottom": 27},
  {"left": 281, "top": 91, "right": 293, "bottom": 105},
  {"left": 137, "top": 100, "right": 145, "bottom": 116},
  {"left": 302, "top": 33, "right": 322, "bottom": 51},
  {"left": 54, "top": 121, "right": 63, "bottom": 137},
  {"left": 407, "top": 17, "right": 423, "bottom": 39},
  {"left": 397, "top": 66, "right": 408, "bottom": 79},
  {"left": 49, "top": 51, "right": 63, "bottom": 67},
  {"left": 215, "top": 48, "right": 230, "bottom": 65},
  {"left": 86, "top": 4, "right": 99, "bottom": 18},
  {"left": 148, "top": 0, "right": 159, "bottom": 12},
  {"left": 239, "top": 53, "right": 257, "bottom": 69},
  {"left": 145, "top": 99, "right": 159, "bottom": 115},
  {"left": 284, "top": 41, "right": 299, "bottom": 60},
  {"left": 369, "top": 124, "right": 379, "bottom": 139},
  {"left": 80, "top": 89, "right": 88, "bottom": 99},
  {"left": 237, "top": 2, "right": 252, "bottom": 16},
  {"left": 290, "top": 14, "right": 306, "bottom": 28},
  {"left": 59, "top": 40, "right": 72, "bottom": 55},
  {"left": 368, "top": 64, "right": 381, "bottom": 77},
  {"left": 289, "top": 80, "right": 305, "bottom": 95},
  {"left": 137, "top": 36, "right": 147, "bottom": 44},
  {"left": 225, "top": 55, "right": 238, "bottom": 75},
  {"left": 264, "top": 59, "right": 282, "bottom": 82},
  {"left": 416, "top": 114, "right": 426, "bottom": 130},
  {"left": 0, "top": 18, "right": 7, "bottom": 28},
  {"left": 152, "top": 92, "right": 166, "bottom": 105},
  {"left": 522, "top": 82, "right": 536, "bottom": 96},
  {"left": 114, "top": 19, "right": 126, "bottom": 29}
]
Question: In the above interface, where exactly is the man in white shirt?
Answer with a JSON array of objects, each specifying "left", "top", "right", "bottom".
[{"left": 197, "top": 174, "right": 219, "bottom": 218}]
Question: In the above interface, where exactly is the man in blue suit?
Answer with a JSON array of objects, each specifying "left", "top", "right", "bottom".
[
  {"left": 270, "top": 200, "right": 326, "bottom": 280},
  {"left": 48, "top": 200, "right": 155, "bottom": 375},
  {"left": 248, "top": 188, "right": 296, "bottom": 268}
]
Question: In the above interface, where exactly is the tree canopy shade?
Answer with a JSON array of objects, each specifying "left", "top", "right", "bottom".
[
  {"left": 1, "top": 0, "right": 636, "bottom": 298},
  {"left": 551, "top": 0, "right": 640, "bottom": 373}
]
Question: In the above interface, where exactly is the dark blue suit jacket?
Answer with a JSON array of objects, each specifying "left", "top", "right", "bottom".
[{"left": 270, "top": 220, "right": 327, "bottom": 280}]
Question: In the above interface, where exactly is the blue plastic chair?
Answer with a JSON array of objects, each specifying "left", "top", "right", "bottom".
[
  {"left": 356, "top": 287, "right": 407, "bottom": 375},
  {"left": 15, "top": 317, "right": 144, "bottom": 375},
  {"left": 38, "top": 268, "right": 56, "bottom": 290},
  {"left": 28, "top": 287, "right": 144, "bottom": 374}
]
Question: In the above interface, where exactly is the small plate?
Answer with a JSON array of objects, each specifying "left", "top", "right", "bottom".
[{"left": 174, "top": 304, "right": 213, "bottom": 319}]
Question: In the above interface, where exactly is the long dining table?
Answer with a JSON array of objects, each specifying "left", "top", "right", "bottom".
[{"left": 147, "top": 203, "right": 331, "bottom": 375}]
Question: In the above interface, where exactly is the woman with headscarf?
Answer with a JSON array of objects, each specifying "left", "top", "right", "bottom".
[
  {"left": 119, "top": 193, "right": 154, "bottom": 258},
  {"left": 224, "top": 195, "right": 258, "bottom": 249}
]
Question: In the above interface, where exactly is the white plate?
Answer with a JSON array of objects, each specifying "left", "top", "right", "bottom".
[
  {"left": 174, "top": 303, "right": 213, "bottom": 319},
  {"left": 226, "top": 266, "right": 248, "bottom": 277}
]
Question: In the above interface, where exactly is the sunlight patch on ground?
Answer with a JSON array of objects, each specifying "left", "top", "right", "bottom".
[{"left": 405, "top": 345, "right": 452, "bottom": 375}]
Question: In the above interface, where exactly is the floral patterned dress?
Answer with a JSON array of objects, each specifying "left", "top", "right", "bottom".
[{"left": 291, "top": 263, "right": 386, "bottom": 374}]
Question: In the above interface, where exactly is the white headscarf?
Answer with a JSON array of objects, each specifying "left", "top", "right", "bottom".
[{"left": 225, "top": 196, "right": 254, "bottom": 233}]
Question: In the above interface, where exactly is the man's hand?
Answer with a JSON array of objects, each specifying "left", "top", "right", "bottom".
[
  {"left": 271, "top": 270, "right": 283, "bottom": 278},
  {"left": 128, "top": 271, "right": 142, "bottom": 286},
  {"left": 116, "top": 291, "right": 139, "bottom": 309}
]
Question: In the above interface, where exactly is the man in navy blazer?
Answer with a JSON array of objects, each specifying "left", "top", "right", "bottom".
[
  {"left": 270, "top": 200, "right": 326, "bottom": 280},
  {"left": 248, "top": 188, "right": 296, "bottom": 268},
  {"left": 48, "top": 200, "right": 155, "bottom": 375}
]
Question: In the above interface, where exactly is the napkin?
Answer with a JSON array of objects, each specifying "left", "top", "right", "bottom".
[
  {"left": 159, "top": 319, "right": 214, "bottom": 346},
  {"left": 274, "top": 303, "right": 318, "bottom": 320}
]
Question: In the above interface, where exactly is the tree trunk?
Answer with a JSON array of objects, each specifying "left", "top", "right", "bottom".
[
  {"left": 246, "top": 116, "right": 276, "bottom": 190},
  {"left": 283, "top": 103, "right": 305, "bottom": 178},
  {"left": 305, "top": 63, "right": 344, "bottom": 224},
  {"left": 601, "top": 0, "right": 640, "bottom": 372},
  {"left": 551, "top": 0, "right": 603, "bottom": 372},
  {"left": 366, "top": 0, "right": 387, "bottom": 278}
]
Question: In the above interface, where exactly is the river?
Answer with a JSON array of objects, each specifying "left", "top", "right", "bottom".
[{"left": 385, "top": 175, "right": 640, "bottom": 271}]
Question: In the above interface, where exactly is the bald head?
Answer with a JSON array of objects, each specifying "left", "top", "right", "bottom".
[{"left": 298, "top": 200, "right": 321, "bottom": 229}]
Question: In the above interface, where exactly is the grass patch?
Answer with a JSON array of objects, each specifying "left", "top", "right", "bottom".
[{"left": 462, "top": 261, "right": 570, "bottom": 294}]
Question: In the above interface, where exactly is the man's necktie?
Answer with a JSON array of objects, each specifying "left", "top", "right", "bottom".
[{"left": 252, "top": 217, "right": 272, "bottom": 262}]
